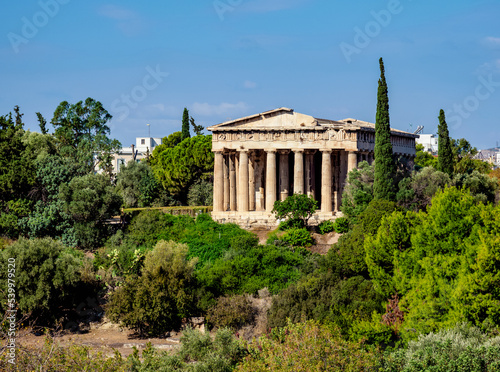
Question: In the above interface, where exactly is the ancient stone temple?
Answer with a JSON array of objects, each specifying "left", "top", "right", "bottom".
[{"left": 208, "top": 108, "right": 417, "bottom": 227}]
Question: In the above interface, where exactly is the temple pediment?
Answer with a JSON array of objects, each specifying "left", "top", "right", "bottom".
[{"left": 207, "top": 108, "right": 338, "bottom": 131}]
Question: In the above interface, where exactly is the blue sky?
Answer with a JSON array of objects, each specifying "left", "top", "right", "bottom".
[{"left": 1, "top": 0, "right": 499, "bottom": 149}]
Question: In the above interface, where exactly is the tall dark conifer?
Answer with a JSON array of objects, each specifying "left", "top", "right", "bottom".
[
  {"left": 181, "top": 108, "right": 191, "bottom": 140},
  {"left": 373, "top": 58, "right": 396, "bottom": 201},
  {"left": 437, "top": 109, "right": 454, "bottom": 176}
]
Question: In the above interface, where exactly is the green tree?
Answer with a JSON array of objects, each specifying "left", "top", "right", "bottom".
[
  {"left": 341, "top": 161, "right": 374, "bottom": 223},
  {"left": 190, "top": 116, "right": 204, "bottom": 136},
  {"left": 59, "top": 173, "right": 122, "bottom": 248},
  {"left": 373, "top": 58, "right": 396, "bottom": 201},
  {"left": 151, "top": 135, "right": 214, "bottom": 201},
  {"left": 437, "top": 109, "right": 454, "bottom": 176},
  {"left": 0, "top": 107, "right": 36, "bottom": 237},
  {"left": 272, "top": 193, "right": 318, "bottom": 228},
  {"left": 51, "top": 98, "right": 121, "bottom": 175},
  {"left": 0, "top": 238, "right": 86, "bottom": 324},
  {"left": 106, "top": 240, "right": 198, "bottom": 336},
  {"left": 116, "top": 160, "right": 160, "bottom": 208},
  {"left": 452, "top": 137, "right": 491, "bottom": 174},
  {"left": 181, "top": 108, "right": 191, "bottom": 140},
  {"left": 36, "top": 112, "right": 48, "bottom": 134}
]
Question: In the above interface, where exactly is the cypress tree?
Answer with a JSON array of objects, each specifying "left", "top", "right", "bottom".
[
  {"left": 373, "top": 58, "right": 396, "bottom": 201},
  {"left": 181, "top": 108, "right": 191, "bottom": 140},
  {"left": 437, "top": 109, "right": 454, "bottom": 176}
]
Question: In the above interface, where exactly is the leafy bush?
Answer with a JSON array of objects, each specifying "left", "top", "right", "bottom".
[
  {"left": 196, "top": 244, "right": 312, "bottom": 310},
  {"left": 340, "top": 161, "right": 374, "bottom": 223},
  {"left": 0, "top": 238, "right": 93, "bottom": 325},
  {"left": 272, "top": 194, "right": 318, "bottom": 227},
  {"left": 318, "top": 220, "right": 335, "bottom": 234},
  {"left": 281, "top": 228, "right": 314, "bottom": 248},
  {"left": 383, "top": 323, "right": 500, "bottom": 371},
  {"left": 207, "top": 295, "right": 254, "bottom": 330},
  {"left": 136, "top": 327, "right": 246, "bottom": 372},
  {"left": 334, "top": 217, "right": 349, "bottom": 233},
  {"left": 187, "top": 179, "right": 213, "bottom": 206},
  {"left": 106, "top": 241, "right": 198, "bottom": 336},
  {"left": 237, "top": 321, "right": 381, "bottom": 371}
]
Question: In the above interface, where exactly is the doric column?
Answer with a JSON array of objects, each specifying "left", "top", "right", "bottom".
[
  {"left": 223, "top": 154, "right": 230, "bottom": 211},
  {"left": 321, "top": 149, "right": 332, "bottom": 213},
  {"left": 213, "top": 151, "right": 224, "bottom": 212},
  {"left": 248, "top": 151, "right": 256, "bottom": 211},
  {"left": 305, "top": 150, "right": 317, "bottom": 199},
  {"left": 238, "top": 150, "right": 249, "bottom": 212},
  {"left": 347, "top": 151, "right": 358, "bottom": 173},
  {"left": 293, "top": 149, "right": 304, "bottom": 194},
  {"left": 279, "top": 150, "right": 290, "bottom": 201},
  {"left": 265, "top": 150, "right": 277, "bottom": 212},
  {"left": 229, "top": 153, "right": 237, "bottom": 211}
]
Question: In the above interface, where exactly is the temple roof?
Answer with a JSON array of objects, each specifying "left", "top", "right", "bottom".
[{"left": 208, "top": 108, "right": 417, "bottom": 137}]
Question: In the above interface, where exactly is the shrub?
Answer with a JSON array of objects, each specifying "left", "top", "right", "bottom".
[
  {"left": 0, "top": 238, "right": 90, "bottom": 325},
  {"left": 383, "top": 323, "right": 500, "bottom": 371},
  {"left": 334, "top": 217, "right": 349, "bottom": 233},
  {"left": 106, "top": 240, "right": 198, "bottom": 336},
  {"left": 318, "top": 220, "right": 335, "bottom": 234},
  {"left": 136, "top": 327, "right": 246, "bottom": 371},
  {"left": 237, "top": 321, "right": 381, "bottom": 371},
  {"left": 281, "top": 228, "right": 314, "bottom": 248},
  {"left": 207, "top": 295, "right": 254, "bottom": 330},
  {"left": 272, "top": 194, "right": 318, "bottom": 227}
]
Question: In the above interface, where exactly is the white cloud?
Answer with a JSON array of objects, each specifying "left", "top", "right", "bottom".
[
  {"left": 243, "top": 80, "right": 257, "bottom": 89},
  {"left": 482, "top": 36, "right": 500, "bottom": 48},
  {"left": 191, "top": 102, "right": 249, "bottom": 117},
  {"left": 98, "top": 5, "right": 137, "bottom": 20}
]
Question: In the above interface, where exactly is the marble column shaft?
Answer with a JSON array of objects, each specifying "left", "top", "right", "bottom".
[
  {"left": 293, "top": 150, "right": 304, "bottom": 194},
  {"left": 213, "top": 151, "right": 224, "bottom": 212},
  {"left": 238, "top": 150, "right": 249, "bottom": 212},
  {"left": 266, "top": 150, "right": 277, "bottom": 212},
  {"left": 321, "top": 150, "right": 332, "bottom": 213}
]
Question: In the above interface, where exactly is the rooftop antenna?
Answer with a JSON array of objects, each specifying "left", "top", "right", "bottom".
[{"left": 147, "top": 123, "right": 150, "bottom": 138}]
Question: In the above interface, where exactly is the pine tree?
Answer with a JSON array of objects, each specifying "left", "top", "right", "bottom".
[
  {"left": 437, "top": 109, "right": 454, "bottom": 176},
  {"left": 373, "top": 58, "right": 396, "bottom": 201},
  {"left": 182, "top": 108, "right": 191, "bottom": 140}
]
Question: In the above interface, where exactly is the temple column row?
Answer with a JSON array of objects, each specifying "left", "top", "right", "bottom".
[{"left": 213, "top": 149, "right": 360, "bottom": 213}]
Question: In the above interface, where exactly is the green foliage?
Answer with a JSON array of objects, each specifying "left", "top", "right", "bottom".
[
  {"left": 106, "top": 240, "right": 198, "bottom": 336},
  {"left": 368, "top": 187, "right": 500, "bottom": 335},
  {"left": 196, "top": 243, "right": 311, "bottom": 310},
  {"left": 0, "top": 238, "right": 89, "bottom": 324},
  {"left": 268, "top": 245, "right": 385, "bottom": 332},
  {"left": 318, "top": 220, "right": 335, "bottom": 234},
  {"left": 374, "top": 57, "right": 397, "bottom": 201},
  {"left": 349, "top": 312, "right": 397, "bottom": 346},
  {"left": 396, "top": 167, "right": 451, "bottom": 211},
  {"left": 116, "top": 160, "right": 160, "bottom": 208},
  {"left": 335, "top": 199, "right": 399, "bottom": 277},
  {"left": 341, "top": 161, "right": 374, "bottom": 223},
  {"left": 414, "top": 143, "right": 437, "bottom": 170},
  {"left": 334, "top": 217, "right": 350, "bottom": 233},
  {"left": 187, "top": 179, "right": 213, "bottom": 206},
  {"left": 281, "top": 228, "right": 314, "bottom": 248},
  {"left": 59, "top": 173, "right": 122, "bottom": 248},
  {"left": 453, "top": 170, "right": 498, "bottom": 204},
  {"left": 136, "top": 327, "right": 246, "bottom": 372},
  {"left": 182, "top": 108, "right": 191, "bottom": 140},
  {"left": 237, "top": 321, "right": 381, "bottom": 371},
  {"left": 152, "top": 135, "right": 213, "bottom": 200},
  {"left": 383, "top": 324, "right": 500, "bottom": 371},
  {"left": 207, "top": 294, "right": 254, "bottom": 330},
  {"left": 0, "top": 337, "right": 128, "bottom": 372},
  {"left": 51, "top": 98, "right": 121, "bottom": 175},
  {"left": 437, "top": 109, "right": 454, "bottom": 176},
  {"left": 452, "top": 137, "right": 492, "bottom": 174},
  {"left": 272, "top": 193, "right": 318, "bottom": 227}
]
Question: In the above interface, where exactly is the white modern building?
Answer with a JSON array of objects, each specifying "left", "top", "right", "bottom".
[
  {"left": 113, "top": 137, "right": 162, "bottom": 173},
  {"left": 416, "top": 134, "right": 438, "bottom": 154}
]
